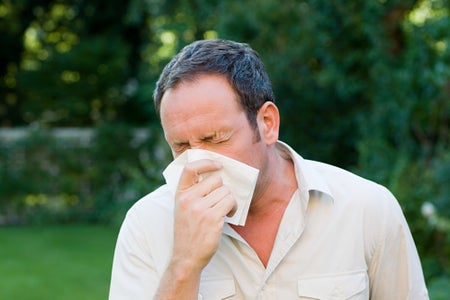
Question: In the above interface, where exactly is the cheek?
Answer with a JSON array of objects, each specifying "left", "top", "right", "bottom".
[
  {"left": 239, "top": 144, "right": 266, "bottom": 170},
  {"left": 218, "top": 146, "right": 252, "bottom": 167}
]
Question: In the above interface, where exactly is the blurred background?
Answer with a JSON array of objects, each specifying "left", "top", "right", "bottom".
[{"left": 0, "top": 0, "right": 449, "bottom": 298}]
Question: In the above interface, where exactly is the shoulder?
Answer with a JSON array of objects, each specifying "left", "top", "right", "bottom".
[
  {"left": 115, "top": 185, "right": 175, "bottom": 274},
  {"left": 126, "top": 184, "right": 175, "bottom": 224},
  {"left": 305, "top": 159, "right": 395, "bottom": 209},
  {"left": 303, "top": 159, "right": 403, "bottom": 239},
  {"left": 110, "top": 185, "right": 175, "bottom": 295},
  {"left": 280, "top": 141, "right": 393, "bottom": 210},
  {"left": 118, "top": 184, "right": 175, "bottom": 253},
  {"left": 306, "top": 159, "right": 409, "bottom": 247}
]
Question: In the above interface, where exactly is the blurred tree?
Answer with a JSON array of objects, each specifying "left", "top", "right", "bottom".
[
  {"left": 0, "top": 0, "right": 449, "bottom": 286},
  {"left": 1, "top": 0, "right": 153, "bottom": 126},
  {"left": 0, "top": 0, "right": 52, "bottom": 126},
  {"left": 213, "top": 0, "right": 423, "bottom": 167}
]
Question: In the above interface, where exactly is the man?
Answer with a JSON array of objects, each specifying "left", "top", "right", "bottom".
[{"left": 109, "top": 39, "right": 428, "bottom": 299}]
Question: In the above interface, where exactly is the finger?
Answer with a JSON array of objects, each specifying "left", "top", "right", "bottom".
[
  {"left": 192, "top": 173, "right": 224, "bottom": 198},
  {"left": 175, "top": 174, "right": 223, "bottom": 214},
  {"left": 201, "top": 185, "right": 231, "bottom": 207},
  {"left": 177, "top": 159, "right": 222, "bottom": 191},
  {"left": 186, "top": 185, "right": 233, "bottom": 218},
  {"left": 226, "top": 198, "right": 237, "bottom": 217},
  {"left": 211, "top": 192, "right": 237, "bottom": 219},
  {"left": 209, "top": 186, "right": 237, "bottom": 217}
]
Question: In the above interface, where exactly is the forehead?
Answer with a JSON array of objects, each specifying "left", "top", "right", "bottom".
[
  {"left": 160, "top": 74, "right": 246, "bottom": 140},
  {"left": 172, "top": 73, "right": 235, "bottom": 97},
  {"left": 160, "top": 74, "right": 240, "bottom": 116}
]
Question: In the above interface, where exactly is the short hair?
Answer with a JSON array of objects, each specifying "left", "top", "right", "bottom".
[{"left": 153, "top": 39, "right": 274, "bottom": 130}]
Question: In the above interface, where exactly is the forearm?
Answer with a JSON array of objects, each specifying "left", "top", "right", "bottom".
[
  {"left": 154, "top": 160, "right": 234, "bottom": 299},
  {"left": 154, "top": 258, "right": 202, "bottom": 300}
]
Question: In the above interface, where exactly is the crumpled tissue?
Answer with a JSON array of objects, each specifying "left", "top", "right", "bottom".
[{"left": 162, "top": 149, "right": 259, "bottom": 226}]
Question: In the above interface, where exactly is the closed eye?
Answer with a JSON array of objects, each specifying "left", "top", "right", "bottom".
[
  {"left": 200, "top": 132, "right": 231, "bottom": 144},
  {"left": 172, "top": 142, "right": 190, "bottom": 153}
]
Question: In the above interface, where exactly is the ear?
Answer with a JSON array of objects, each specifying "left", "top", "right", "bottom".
[{"left": 257, "top": 102, "right": 280, "bottom": 145}]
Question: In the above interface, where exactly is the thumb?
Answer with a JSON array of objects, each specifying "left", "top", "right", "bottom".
[{"left": 177, "top": 159, "right": 222, "bottom": 191}]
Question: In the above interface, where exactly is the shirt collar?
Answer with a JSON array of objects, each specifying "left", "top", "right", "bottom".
[
  {"left": 222, "top": 141, "right": 334, "bottom": 238},
  {"left": 276, "top": 141, "right": 335, "bottom": 203}
]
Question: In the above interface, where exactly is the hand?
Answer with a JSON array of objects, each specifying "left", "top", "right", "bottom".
[{"left": 171, "top": 159, "right": 237, "bottom": 273}]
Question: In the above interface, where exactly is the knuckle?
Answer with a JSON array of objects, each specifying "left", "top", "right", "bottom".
[
  {"left": 177, "top": 192, "right": 194, "bottom": 208},
  {"left": 210, "top": 174, "right": 223, "bottom": 186},
  {"left": 183, "top": 164, "right": 197, "bottom": 176},
  {"left": 190, "top": 200, "right": 205, "bottom": 214}
]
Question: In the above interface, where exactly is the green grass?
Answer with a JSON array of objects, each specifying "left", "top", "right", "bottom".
[
  {"left": 0, "top": 225, "right": 119, "bottom": 300},
  {"left": 2, "top": 224, "right": 447, "bottom": 299}
]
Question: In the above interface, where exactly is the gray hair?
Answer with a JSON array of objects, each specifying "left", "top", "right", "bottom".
[{"left": 153, "top": 39, "right": 275, "bottom": 130}]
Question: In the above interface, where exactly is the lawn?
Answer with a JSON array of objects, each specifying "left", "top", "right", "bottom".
[
  {"left": 0, "top": 225, "right": 119, "bottom": 300},
  {"left": 1, "top": 224, "right": 448, "bottom": 299}
]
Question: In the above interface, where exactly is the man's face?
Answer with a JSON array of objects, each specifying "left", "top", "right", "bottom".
[{"left": 160, "top": 74, "right": 266, "bottom": 170}]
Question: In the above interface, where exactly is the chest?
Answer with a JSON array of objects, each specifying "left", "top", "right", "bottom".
[
  {"left": 231, "top": 210, "right": 285, "bottom": 267},
  {"left": 199, "top": 227, "right": 370, "bottom": 300},
  {"left": 197, "top": 192, "right": 370, "bottom": 299}
]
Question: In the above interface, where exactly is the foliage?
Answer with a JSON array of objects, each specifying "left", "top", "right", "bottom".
[
  {"left": 0, "top": 0, "right": 449, "bottom": 291},
  {"left": 0, "top": 0, "right": 153, "bottom": 126},
  {"left": 0, "top": 125, "right": 170, "bottom": 225},
  {"left": 354, "top": 0, "right": 450, "bottom": 282}
]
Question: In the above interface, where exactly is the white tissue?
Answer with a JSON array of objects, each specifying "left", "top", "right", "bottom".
[{"left": 162, "top": 149, "right": 259, "bottom": 226}]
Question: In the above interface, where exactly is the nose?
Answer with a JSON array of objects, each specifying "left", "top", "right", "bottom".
[{"left": 190, "top": 143, "right": 208, "bottom": 151}]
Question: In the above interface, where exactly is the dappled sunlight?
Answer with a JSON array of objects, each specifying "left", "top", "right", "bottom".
[
  {"left": 156, "top": 31, "right": 178, "bottom": 60},
  {"left": 0, "top": 1, "right": 449, "bottom": 298},
  {"left": 60, "top": 70, "right": 80, "bottom": 83},
  {"left": 21, "top": 3, "right": 79, "bottom": 71},
  {"left": 408, "top": 0, "right": 448, "bottom": 25},
  {"left": 204, "top": 30, "right": 218, "bottom": 39},
  {"left": 0, "top": 1, "right": 12, "bottom": 17}
]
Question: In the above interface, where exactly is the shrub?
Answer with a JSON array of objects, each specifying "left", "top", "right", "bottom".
[{"left": 0, "top": 124, "right": 170, "bottom": 225}]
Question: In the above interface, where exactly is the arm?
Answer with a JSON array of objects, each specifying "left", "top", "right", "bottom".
[
  {"left": 154, "top": 159, "right": 236, "bottom": 299},
  {"left": 109, "top": 159, "right": 235, "bottom": 299},
  {"left": 368, "top": 187, "right": 429, "bottom": 299},
  {"left": 109, "top": 208, "right": 161, "bottom": 300}
]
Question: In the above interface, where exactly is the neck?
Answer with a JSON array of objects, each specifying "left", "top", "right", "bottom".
[
  {"left": 230, "top": 148, "right": 298, "bottom": 267},
  {"left": 248, "top": 147, "right": 297, "bottom": 217}
]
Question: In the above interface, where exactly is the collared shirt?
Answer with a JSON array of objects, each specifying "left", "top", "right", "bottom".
[{"left": 109, "top": 142, "right": 428, "bottom": 299}]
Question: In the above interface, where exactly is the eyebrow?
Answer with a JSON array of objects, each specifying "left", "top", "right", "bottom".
[
  {"left": 172, "top": 131, "right": 230, "bottom": 146},
  {"left": 200, "top": 134, "right": 216, "bottom": 141}
]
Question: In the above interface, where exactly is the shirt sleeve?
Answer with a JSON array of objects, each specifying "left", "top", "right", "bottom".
[
  {"left": 109, "top": 208, "right": 160, "bottom": 300},
  {"left": 367, "top": 186, "right": 429, "bottom": 299}
]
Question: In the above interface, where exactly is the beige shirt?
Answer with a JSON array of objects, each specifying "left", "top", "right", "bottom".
[{"left": 109, "top": 142, "right": 428, "bottom": 299}]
